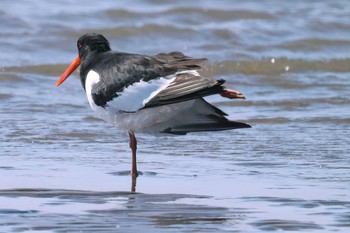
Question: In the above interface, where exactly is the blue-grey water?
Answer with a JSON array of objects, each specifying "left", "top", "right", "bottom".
[{"left": 1, "top": 0, "right": 349, "bottom": 232}]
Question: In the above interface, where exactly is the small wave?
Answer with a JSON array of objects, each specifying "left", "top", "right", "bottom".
[
  {"left": 105, "top": 9, "right": 144, "bottom": 19},
  {"left": 220, "top": 97, "right": 350, "bottom": 108},
  {"left": 202, "top": 58, "right": 350, "bottom": 75},
  {"left": 0, "top": 188, "right": 131, "bottom": 198},
  {"left": 105, "top": 7, "right": 275, "bottom": 21},
  {"left": 311, "top": 20, "right": 350, "bottom": 33},
  {"left": 0, "top": 93, "right": 13, "bottom": 100},
  {"left": 247, "top": 117, "right": 350, "bottom": 124},
  {"left": 2, "top": 64, "right": 70, "bottom": 76},
  {"left": 279, "top": 38, "right": 350, "bottom": 51},
  {"left": 0, "top": 188, "right": 208, "bottom": 200},
  {"left": 248, "top": 117, "right": 290, "bottom": 124},
  {"left": 301, "top": 117, "right": 350, "bottom": 124},
  {"left": 0, "top": 73, "right": 30, "bottom": 83},
  {"left": 98, "top": 24, "right": 194, "bottom": 37},
  {"left": 160, "top": 7, "right": 275, "bottom": 21},
  {"left": 251, "top": 219, "right": 323, "bottom": 231}
]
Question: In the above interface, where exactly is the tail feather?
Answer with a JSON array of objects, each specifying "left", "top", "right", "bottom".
[
  {"left": 154, "top": 51, "right": 208, "bottom": 71},
  {"left": 159, "top": 98, "right": 251, "bottom": 135}
]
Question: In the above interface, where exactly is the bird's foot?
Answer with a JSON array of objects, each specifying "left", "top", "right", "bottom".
[{"left": 221, "top": 89, "right": 245, "bottom": 99}]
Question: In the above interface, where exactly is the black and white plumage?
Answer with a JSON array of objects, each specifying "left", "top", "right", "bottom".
[{"left": 56, "top": 33, "right": 251, "bottom": 178}]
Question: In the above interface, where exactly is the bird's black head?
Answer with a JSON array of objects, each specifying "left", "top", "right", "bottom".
[
  {"left": 56, "top": 33, "right": 111, "bottom": 87},
  {"left": 77, "top": 33, "right": 111, "bottom": 61}
]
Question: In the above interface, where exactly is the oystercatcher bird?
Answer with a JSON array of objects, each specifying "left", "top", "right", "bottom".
[{"left": 56, "top": 33, "right": 251, "bottom": 178}]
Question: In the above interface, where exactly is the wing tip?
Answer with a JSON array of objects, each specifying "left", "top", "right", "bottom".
[{"left": 162, "top": 121, "right": 251, "bottom": 135}]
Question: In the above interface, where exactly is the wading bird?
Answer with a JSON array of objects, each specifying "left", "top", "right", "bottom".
[{"left": 56, "top": 33, "right": 250, "bottom": 189}]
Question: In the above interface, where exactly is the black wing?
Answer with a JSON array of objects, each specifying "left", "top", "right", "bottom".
[{"left": 87, "top": 51, "right": 207, "bottom": 107}]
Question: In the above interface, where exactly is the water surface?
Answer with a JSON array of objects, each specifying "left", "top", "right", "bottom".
[{"left": 1, "top": 0, "right": 349, "bottom": 232}]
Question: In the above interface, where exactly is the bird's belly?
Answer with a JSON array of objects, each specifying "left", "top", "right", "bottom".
[{"left": 91, "top": 100, "right": 196, "bottom": 133}]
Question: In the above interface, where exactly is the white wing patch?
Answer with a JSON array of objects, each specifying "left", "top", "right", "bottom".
[
  {"left": 106, "top": 76, "right": 176, "bottom": 112},
  {"left": 176, "top": 70, "right": 200, "bottom": 76}
]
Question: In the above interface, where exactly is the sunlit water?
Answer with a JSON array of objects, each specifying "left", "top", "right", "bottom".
[{"left": 1, "top": 0, "right": 349, "bottom": 232}]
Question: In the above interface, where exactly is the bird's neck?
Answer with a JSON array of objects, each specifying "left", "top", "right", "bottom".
[{"left": 79, "top": 55, "right": 95, "bottom": 90}]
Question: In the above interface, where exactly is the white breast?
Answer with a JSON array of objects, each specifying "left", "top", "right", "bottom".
[{"left": 85, "top": 70, "right": 102, "bottom": 112}]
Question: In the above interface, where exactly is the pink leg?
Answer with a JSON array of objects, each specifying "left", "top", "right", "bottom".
[{"left": 128, "top": 131, "right": 138, "bottom": 177}]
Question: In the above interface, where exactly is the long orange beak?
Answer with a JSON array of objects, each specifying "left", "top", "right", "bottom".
[{"left": 56, "top": 56, "right": 81, "bottom": 86}]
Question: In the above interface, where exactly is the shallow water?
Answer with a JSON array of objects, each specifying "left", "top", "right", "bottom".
[{"left": 1, "top": 0, "right": 350, "bottom": 232}]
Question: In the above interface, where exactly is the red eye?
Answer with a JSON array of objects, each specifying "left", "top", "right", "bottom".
[{"left": 78, "top": 43, "right": 82, "bottom": 48}]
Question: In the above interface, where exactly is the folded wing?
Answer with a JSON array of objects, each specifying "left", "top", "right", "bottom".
[{"left": 142, "top": 71, "right": 226, "bottom": 109}]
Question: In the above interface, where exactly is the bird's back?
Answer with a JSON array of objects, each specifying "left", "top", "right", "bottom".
[{"left": 82, "top": 51, "right": 207, "bottom": 108}]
